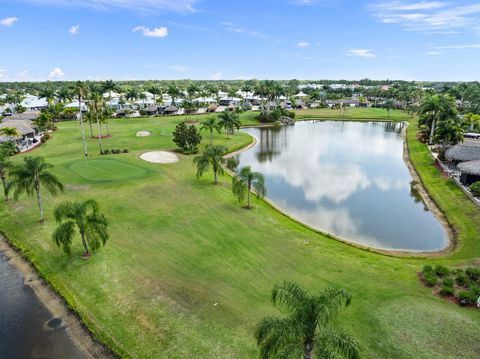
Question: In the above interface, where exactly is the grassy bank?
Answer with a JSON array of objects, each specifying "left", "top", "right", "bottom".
[{"left": 1, "top": 108, "right": 479, "bottom": 358}]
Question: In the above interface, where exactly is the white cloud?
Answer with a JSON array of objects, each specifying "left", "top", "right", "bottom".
[
  {"left": 436, "top": 44, "right": 480, "bottom": 49},
  {"left": 167, "top": 65, "right": 188, "bottom": 73},
  {"left": 369, "top": 1, "right": 480, "bottom": 33},
  {"left": 0, "top": 17, "right": 18, "bottom": 26},
  {"left": 15, "top": 0, "right": 196, "bottom": 13},
  {"left": 133, "top": 26, "right": 168, "bottom": 38},
  {"left": 211, "top": 72, "right": 222, "bottom": 80},
  {"left": 48, "top": 67, "right": 65, "bottom": 79},
  {"left": 68, "top": 25, "right": 79, "bottom": 35},
  {"left": 346, "top": 48, "right": 376, "bottom": 58},
  {"left": 297, "top": 41, "right": 310, "bottom": 48},
  {"left": 220, "top": 22, "right": 269, "bottom": 40}
]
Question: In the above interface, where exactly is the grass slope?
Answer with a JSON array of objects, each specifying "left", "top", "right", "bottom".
[{"left": 1, "top": 109, "right": 479, "bottom": 358}]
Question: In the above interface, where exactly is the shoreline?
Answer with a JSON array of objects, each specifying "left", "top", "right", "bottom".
[
  {"left": 233, "top": 119, "right": 455, "bottom": 258},
  {"left": 0, "top": 234, "right": 116, "bottom": 359}
]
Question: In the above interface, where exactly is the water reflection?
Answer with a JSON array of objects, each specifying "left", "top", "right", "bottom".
[
  {"left": 238, "top": 121, "right": 447, "bottom": 251},
  {"left": 0, "top": 253, "right": 86, "bottom": 359}
]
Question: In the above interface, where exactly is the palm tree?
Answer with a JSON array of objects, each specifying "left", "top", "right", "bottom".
[
  {"left": 75, "top": 81, "right": 89, "bottom": 157},
  {"left": 384, "top": 99, "right": 395, "bottom": 118},
  {"left": 52, "top": 199, "right": 109, "bottom": 256},
  {"left": 255, "top": 281, "right": 359, "bottom": 359},
  {"left": 9, "top": 156, "right": 63, "bottom": 222},
  {"left": 434, "top": 118, "right": 464, "bottom": 153},
  {"left": 419, "top": 94, "right": 457, "bottom": 145},
  {"left": 147, "top": 85, "right": 162, "bottom": 111},
  {"left": 38, "top": 86, "right": 56, "bottom": 108},
  {"left": 232, "top": 166, "right": 266, "bottom": 209},
  {"left": 125, "top": 87, "right": 138, "bottom": 103},
  {"left": 0, "top": 149, "right": 12, "bottom": 201},
  {"left": 218, "top": 111, "right": 241, "bottom": 139},
  {"left": 138, "top": 92, "right": 147, "bottom": 108},
  {"left": 56, "top": 87, "right": 73, "bottom": 103},
  {"left": 200, "top": 116, "right": 221, "bottom": 144},
  {"left": 193, "top": 145, "right": 226, "bottom": 184},
  {"left": 102, "top": 80, "right": 118, "bottom": 109},
  {"left": 0, "top": 127, "right": 20, "bottom": 142},
  {"left": 88, "top": 92, "right": 105, "bottom": 154},
  {"left": 167, "top": 84, "right": 182, "bottom": 106}
]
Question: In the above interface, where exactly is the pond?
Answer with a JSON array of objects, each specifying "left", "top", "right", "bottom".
[
  {"left": 0, "top": 253, "right": 86, "bottom": 359},
  {"left": 237, "top": 121, "right": 447, "bottom": 251}
]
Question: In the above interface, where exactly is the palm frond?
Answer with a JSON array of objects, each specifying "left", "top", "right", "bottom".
[
  {"left": 316, "top": 327, "right": 360, "bottom": 359},
  {"left": 255, "top": 316, "right": 301, "bottom": 359},
  {"left": 272, "top": 281, "right": 307, "bottom": 310},
  {"left": 52, "top": 221, "right": 76, "bottom": 255}
]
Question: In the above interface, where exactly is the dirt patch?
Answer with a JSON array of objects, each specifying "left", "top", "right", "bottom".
[
  {"left": 65, "top": 184, "right": 91, "bottom": 191},
  {"left": 136, "top": 131, "right": 151, "bottom": 137},
  {"left": 0, "top": 235, "right": 115, "bottom": 359}
]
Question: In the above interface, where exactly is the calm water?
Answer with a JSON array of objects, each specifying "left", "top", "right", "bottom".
[
  {"left": 0, "top": 253, "right": 86, "bottom": 359},
  {"left": 238, "top": 121, "right": 447, "bottom": 251}
]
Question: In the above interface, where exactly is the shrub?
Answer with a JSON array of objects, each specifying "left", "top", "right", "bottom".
[
  {"left": 458, "top": 290, "right": 477, "bottom": 305},
  {"left": 443, "top": 278, "right": 454, "bottom": 287},
  {"left": 440, "top": 286, "right": 455, "bottom": 296},
  {"left": 469, "top": 284, "right": 480, "bottom": 296},
  {"left": 102, "top": 149, "right": 111, "bottom": 155},
  {"left": 122, "top": 149, "right": 129, "bottom": 153},
  {"left": 424, "top": 272, "right": 437, "bottom": 287},
  {"left": 469, "top": 182, "right": 480, "bottom": 197},
  {"left": 466, "top": 267, "right": 480, "bottom": 281},
  {"left": 422, "top": 265, "right": 433, "bottom": 274},
  {"left": 456, "top": 274, "right": 471, "bottom": 287},
  {"left": 434, "top": 265, "right": 449, "bottom": 277},
  {"left": 172, "top": 122, "right": 202, "bottom": 154},
  {"left": 226, "top": 156, "right": 239, "bottom": 172}
]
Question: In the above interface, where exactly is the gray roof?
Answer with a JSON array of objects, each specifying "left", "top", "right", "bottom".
[
  {"left": 145, "top": 105, "right": 158, "bottom": 113},
  {"left": 0, "top": 119, "right": 36, "bottom": 142},
  {"left": 164, "top": 106, "right": 177, "bottom": 112},
  {"left": 445, "top": 141, "right": 480, "bottom": 162},
  {"left": 5, "top": 111, "right": 40, "bottom": 121},
  {"left": 458, "top": 160, "right": 480, "bottom": 176}
]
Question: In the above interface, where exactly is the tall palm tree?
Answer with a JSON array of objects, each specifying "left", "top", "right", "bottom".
[
  {"left": 56, "top": 87, "right": 73, "bottom": 103},
  {"left": 434, "top": 118, "right": 464, "bottom": 152},
  {"left": 200, "top": 116, "right": 221, "bottom": 144},
  {"left": 102, "top": 79, "right": 118, "bottom": 109},
  {"left": 255, "top": 281, "right": 360, "bottom": 359},
  {"left": 88, "top": 92, "right": 105, "bottom": 154},
  {"left": 52, "top": 199, "right": 109, "bottom": 256},
  {"left": 218, "top": 111, "right": 241, "bottom": 139},
  {"left": 138, "top": 92, "right": 147, "bottom": 108},
  {"left": 147, "top": 85, "right": 162, "bottom": 111},
  {"left": 232, "top": 166, "right": 266, "bottom": 209},
  {"left": 0, "top": 127, "right": 20, "bottom": 142},
  {"left": 193, "top": 145, "right": 226, "bottom": 184},
  {"left": 125, "top": 87, "right": 138, "bottom": 103},
  {"left": 9, "top": 156, "right": 64, "bottom": 222},
  {"left": 0, "top": 149, "right": 12, "bottom": 201},
  {"left": 75, "top": 81, "right": 89, "bottom": 157}
]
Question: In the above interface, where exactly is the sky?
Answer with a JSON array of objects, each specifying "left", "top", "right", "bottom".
[{"left": 0, "top": 0, "right": 480, "bottom": 82}]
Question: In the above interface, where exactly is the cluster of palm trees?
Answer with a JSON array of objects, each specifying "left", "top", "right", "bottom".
[{"left": 1, "top": 154, "right": 109, "bottom": 256}]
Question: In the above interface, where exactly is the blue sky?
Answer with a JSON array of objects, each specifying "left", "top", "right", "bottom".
[{"left": 0, "top": 0, "right": 479, "bottom": 81}]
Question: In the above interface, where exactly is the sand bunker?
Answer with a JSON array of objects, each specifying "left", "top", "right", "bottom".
[
  {"left": 140, "top": 151, "right": 179, "bottom": 164},
  {"left": 136, "top": 131, "right": 151, "bottom": 137}
]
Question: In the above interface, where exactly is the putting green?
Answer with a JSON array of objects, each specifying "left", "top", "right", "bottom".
[{"left": 68, "top": 158, "right": 147, "bottom": 182}]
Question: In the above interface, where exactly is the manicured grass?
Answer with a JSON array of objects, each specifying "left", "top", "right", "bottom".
[
  {"left": 68, "top": 158, "right": 148, "bottom": 182},
  {"left": 1, "top": 110, "right": 480, "bottom": 358},
  {"left": 295, "top": 107, "right": 412, "bottom": 121}
]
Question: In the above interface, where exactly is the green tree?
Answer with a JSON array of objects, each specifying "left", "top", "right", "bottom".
[
  {"left": 193, "top": 145, "right": 226, "bottom": 184},
  {"left": 167, "top": 84, "right": 182, "bottom": 106},
  {"left": 255, "top": 281, "right": 359, "bottom": 359},
  {"left": 0, "top": 147, "right": 13, "bottom": 200},
  {"left": 218, "top": 111, "right": 240, "bottom": 139},
  {"left": 52, "top": 199, "right": 109, "bottom": 256},
  {"left": 102, "top": 80, "right": 118, "bottom": 109},
  {"left": 232, "top": 166, "right": 266, "bottom": 209},
  {"left": 9, "top": 156, "right": 64, "bottom": 222},
  {"left": 419, "top": 94, "right": 457, "bottom": 145},
  {"left": 434, "top": 118, "right": 464, "bottom": 152},
  {"left": 38, "top": 86, "right": 56, "bottom": 107},
  {"left": 200, "top": 116, "right": 221, "bottom": 144},
  {"left": 384, "top": 99, "right": 394, "bottom": 118},
  {"left": 0, "top": 127, "right": 20, "bottom": 142},
  {"left": 172, "top": 122, "right": 202, "bottom": 154},
  {"left": 463, "top": 113, "right": 480, "bottom": 132}
]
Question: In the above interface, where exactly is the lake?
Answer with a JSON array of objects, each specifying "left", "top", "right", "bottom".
[
  {"left": 0, "top": 253, "right": 86, "bottom": 359},
  {"left": 237, "top": 121, "right": 447, "bottom": 251}
]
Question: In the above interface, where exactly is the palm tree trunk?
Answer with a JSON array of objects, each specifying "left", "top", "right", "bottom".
[
  {"left": 247, "top": 189, "right": 251, "bottom": 209},
  {"left": 79, "top": 96, "right": 88, "bottom": 157},
  {"left": 96, "top": 112, "right": 103, "bottom": 154},
  {"left": 35, "top": 185, "right": 44, "bottom": 222},
  {"left": 303, "top": 343, "right": 312, "bottom": 359},
  {"left": 80, "top": 232, "right": 89, "bottom": 255},
  {"left": 214, "top": 170, "right": 217, "bottom": 184},
  {"left": 210, "top": 130, "right": 213, "bottom": 144},
  {"left": 429, "top": 119, "right": 436, "bottom": 145},
  {"left": 1, "top": 174, "right": 8, "bottom": 201},
  {"left": 88, "top": 120, "right": 94, "bottom": 138}
]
